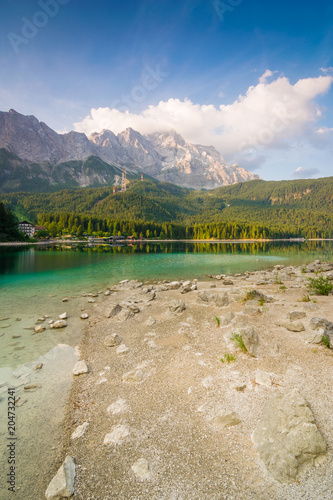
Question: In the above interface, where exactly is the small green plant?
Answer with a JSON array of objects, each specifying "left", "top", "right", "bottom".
[
  {"left": 214, "top": 316, "right": 220, "bottom": 327},
  {"left": 231, "top": 332, "right": 247, "bottom": 353},
  {"left": 307, "top": 276, "right": 333, "bottom": 296},
  {"left": 321, "top": 335, "right": 330, "bottom": 348},
  {"left": 301, "top": 267, "right": 306, "bottom": 274},
  {"left": 220, "top": 353, "right": 236, "bottom": 363},
  {"left": 274, "top": 275, "right": 282, "bottom": 284},
  {"left": 280, "top": 285, "right": 286, "bottom": 291},
  {"left": 259, "top": 296, "right": 264, "bottom": 306},
  {"left": 301, "top": 293, "right": 310, "bottom": 302},
  {"left": 243, "top": 290, "right": 257, "bottom": 302}
]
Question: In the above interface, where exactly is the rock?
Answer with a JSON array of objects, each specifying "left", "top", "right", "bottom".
[
  {"left": 167, "top": 281, "right": 181, "bottom": 290},
  {"left": 284, "top": 322, "right": 305, "bottom": 332},
  {"left": 180, "top": 281, "right": 192, "bottom": 294},
  {"left": 104, "top": 333, "right": 121, "bottom": 347},
  {"left": 255, "top": 370, "right": 272, "bottom": 387},
  {"left": 104, "top": 290, "right": 111, "bottom": 296},
  {"left": 288, "top": 311, "right": 306, "bottom": 321},
  {"left": 323, "top": 323, "right": 333, "bottom": 348},
  {"left": 239, "top": 327, "right": 259, "bottom": 357},
  {"left": 59, "top": 312, "right": 68, "bottom": 320},
  {"left": 72, "top": 360, "right": 89, "bottom": 376},
  {"left": 107, "top": 398, "right": 128, "bottom": 414},
  {"left": 62, "top": 298, "right": 68, "bottom": 302},
  {"left": 212, "top": 411, "right": 241, "bottom": 427},
  {"left": 80, "top": 313, "right": 89, "bottom": 319},
  {"left": 198, "top": 291, "right": 211, "bottom": 302},
  {"left": 117, "top": 308, "right": 135, "bottom": 321},
  {"left": 116, "top": 344, "right": 130, "bottom": 354},
  {"left": 223, "top": 279, "right": 234, "bottom": 285},
  {"left": 220, "top": 311, "right": 235, "bottom": 326},
  {"left": 24, "top": 384, "right": 40, "bottom": 391},
  {"left": 106, "top": 304, "right": 122, "bottom": 318},
  {"left": 306, "top": 329, "right": 324, "bottom": 344},
  {"left": 145, "top": 290, "right": 156, "bottom": 301},
  {"left": 87, "top": 299, "right": 95, "bottom": 303},
  {"left": 49, "top": 320, "right": 67, "bottom": 329},
  {"left": 37, "top": 317, "right": 46, "bottom": 322},
  {"left": 35, "top": 363, "right": 43, "bottom": 370},
  {"left": 251, "top": 389, "right": 327, "bottom": 483},
  {"left": 104, "top": 425, "right": 129, "bottom": 445},
  {"left": 45, "top": 456, "right": 75, "bottom": 499},
  {"left": 303, "top": 302, "right": 319, "bottom": 311},
  {"left": 169, "top": 299, "right": 186, "bottom": 313},
  {"left": 215, "top": 292, "right": 229, "bottom": 307},
  {"left": 122, "top": 369, "right": 144, "bottom": 383},
  {"left": 131, "top": 458, "right": 150, "bottom": 479},
  {"left": 71, "top": 422, "right": 89, "bottom": 440},
  {"left": 310, "top": 317, "right": 330, "bottom": 330},
  {"left": 145, "top": 316, "right": 156, "bottom": 326},
  {"left": 34, "top": 325, "right": 46, "bottom": 333}
]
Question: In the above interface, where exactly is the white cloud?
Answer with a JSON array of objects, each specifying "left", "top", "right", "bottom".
[
  {"left": 320, "top": 67, "right": 333, "bottom": 75},
  {"left": 74, "top": 72, "right": 333, "bottom": 163},
  {"left": 293, "top": 167, "right": 320, "bottom": 179}
]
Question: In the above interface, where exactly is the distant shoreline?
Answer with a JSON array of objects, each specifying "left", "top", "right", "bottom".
[{"left": 1, "top": 238, "right": 332, "bottom": 247}]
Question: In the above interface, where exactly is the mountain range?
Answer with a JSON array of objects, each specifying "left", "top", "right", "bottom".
[{"left": 0, "top": 109, "right": 260, "bottom": 191}]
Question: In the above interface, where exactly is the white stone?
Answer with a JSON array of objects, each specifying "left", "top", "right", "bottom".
[
  {"left": 49, "top": 320, "right": 67, "bottom": 329},
  {"left": 107, "top": 398, "right": 128, "bottom": 415},
  {"left": 131, "top": 458, "right": 150, "bottom": 479},
  {"left": 71, "top": 422, "right": 89, "bottom": 440},
  {"left": 104, "top": 425, "right": 129, "bottom": 445},
  {"left": 34, "top": 325, "right": 46, "bottom": 333},
  {"left": 80, "top": 313, "right": 89, "bottom": 319},
  {"left": 116, "top": 344, "right": 130, "bottom": 354},
  {"left": 45, "top": 456, "right": 75, "bottom": 499},
  {"left": 59, "top": 312, "right": 68, "bottom": 319},
  {"left": 122, "top": 369, "right": 144, "bottom": 383},
  {"left": 73, "top": 360, "right": 89, "bottom": 376},
  {"left": 255, "top": 370, "right": 272, "bottom": 387}
]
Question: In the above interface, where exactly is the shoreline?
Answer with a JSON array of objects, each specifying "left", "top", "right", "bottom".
[
  {"left": 1, "top": 237, "right": 333, "bottom": 247},
  {"left": 51, "top": 260, "right": 333, "bottom": 499}
]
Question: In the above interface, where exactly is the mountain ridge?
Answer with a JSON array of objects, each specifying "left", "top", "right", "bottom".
[{"left": 0, "top": 109, "right": 260, "bottom": 190}]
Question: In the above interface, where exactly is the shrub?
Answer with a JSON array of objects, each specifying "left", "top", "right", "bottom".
[
  {"left": 321, "top": 335, "right": 330, "bottom": 348},
  {"left": 307, "top": 276, "right": 333, "bottom": 296}
]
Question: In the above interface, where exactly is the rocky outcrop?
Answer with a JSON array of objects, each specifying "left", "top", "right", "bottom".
[
  {"left": 45, "top": 456, "right": 75, "bottom": 499},
  {"left": 251, "top": 389, "right": 327, "bottom": 483}
]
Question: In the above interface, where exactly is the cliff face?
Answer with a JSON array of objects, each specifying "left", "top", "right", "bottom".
[{"left": 0, "top": 109, "right": 260, "bottom": 190}]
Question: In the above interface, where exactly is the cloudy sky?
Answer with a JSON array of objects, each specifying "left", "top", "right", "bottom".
[{"left": 1, "top": 0, "right": 332, "bottom": 180}]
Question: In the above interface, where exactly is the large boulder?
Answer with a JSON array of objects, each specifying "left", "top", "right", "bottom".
[
  {"left": 251, "top": 389, "right": 327, "bottom": 483},
  {"left": 45, "top": 456, "right": 75, "bottom": 499}
]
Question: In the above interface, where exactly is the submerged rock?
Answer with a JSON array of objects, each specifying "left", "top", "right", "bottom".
[
  {"left": 212, "top": 411, "right": 241, "bottom": 427},
  {"left": 131, "top": 458, "right": 150, "bottom": 479},
  {"left": 49, "top": 320, "right": 67, "bottom": 329},
  {"left": 73, "top": 360, "right": 89, "bottom": 376}
]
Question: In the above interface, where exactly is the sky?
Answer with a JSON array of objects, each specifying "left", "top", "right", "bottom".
[{"left": 0, "top": 0, "right": 332, "bottom": 181}]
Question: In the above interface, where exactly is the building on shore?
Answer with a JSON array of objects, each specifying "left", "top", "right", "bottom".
[{"left": 18, "top": 221, "right": 35, "bottom": 238}]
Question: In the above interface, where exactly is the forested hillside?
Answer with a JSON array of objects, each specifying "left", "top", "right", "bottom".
[{"left": 1, "top": 176, "right": 332, "bottom": 239}]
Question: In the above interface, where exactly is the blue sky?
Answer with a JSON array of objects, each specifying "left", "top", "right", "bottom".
[{"left": 1, "top": 0, "right": 332, "bottom": 181}]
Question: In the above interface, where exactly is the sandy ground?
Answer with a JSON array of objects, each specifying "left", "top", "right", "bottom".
[{"left": 53, "top": 264, "right": 333, "bottom": 500}]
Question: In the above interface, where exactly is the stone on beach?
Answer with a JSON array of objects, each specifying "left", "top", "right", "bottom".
[
  {"left": 284, "top": 322, "right": 305, "bottom": 332},
  {"left": 251, "top": 389, "right": 327, "bottom": 483},
  {"left": 73, "top": 360, "right": 89, "bottom": 376},
  {"left": 288, "top": 311, "right": 306, "bottom": 321},
  {"left": 116, "top": 344, "right": 130, "bottom": 354},
  {"left": 80, "top": 313, "right": 89, "bottom": 319},
  {"left": 34, "top": 325, "right": 46, "bottom": 333},
  {"left": 212, "top": 411, "right": 241, "bottom": 427},
  {"left": 122, "top": 369, "right": 144, "bottom": 383},
  {"left": 71, "top": 422, "right": 89, "bottom": 440},
  {"left": 239, "top": 327, "right": 259, "bottom": 357},
  {"left": 131, "top": 458, "right": 151, "bottom": 479},
  {"left": 168, "top": 299, "right": 186, "bottom": 313},
  {"left": 104, "top": 425, "right": 130, "bottom": 445},
  {"left": 104, "top": 333, "right": 121, "bottom": 347},
  {"left": 59, "top": 312, "right": 68, "bottom": 319},
  {"left": 45, "top": 456, "right": 75, "bottom": 499},
  {"left": 106, "top": 303, "right": 122, "bottom": 318}
]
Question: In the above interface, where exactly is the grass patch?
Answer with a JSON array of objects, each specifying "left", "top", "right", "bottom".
[
  {"left": 243, "top": 290, "right": 257, "bottom": 302},
  {"left": 307, "top": 276, "right": 333, "bottom": 296},
  {"left": 231, "top": 332, "right": 247, "bottom": 353},
  {"left": 259, "top": 296, "right": 264, "bottom": 306},
  {"left": 280, "top": 285, "right": 286, "bottom": 291},
  {"left": 214, "top": 316, "right": 220, "bottom": 327},
  {"left": 321, "top": 335, "right": 330, "bottom": 348},
  {"left": 300, "top": 293, "right": 310, "bottom": 302},
  {"left": 220, "top": 353, "right": 236, "bottom": 363}
]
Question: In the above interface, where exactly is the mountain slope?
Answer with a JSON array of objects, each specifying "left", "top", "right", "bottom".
[{"left": 0, "top": 109, "right": 260, "bottom": 190}]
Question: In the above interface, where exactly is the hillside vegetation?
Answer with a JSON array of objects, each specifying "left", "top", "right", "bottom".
[{"left": 1, "top": 176, "right": 333, "bottom": 239}]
